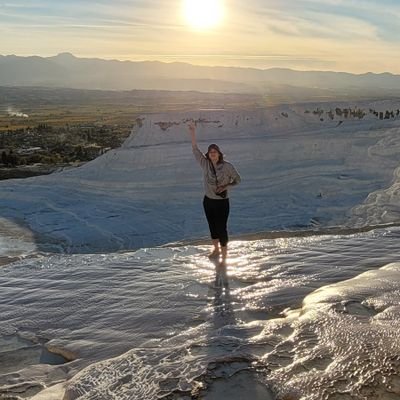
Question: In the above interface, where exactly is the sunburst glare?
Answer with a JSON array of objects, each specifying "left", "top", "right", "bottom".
[{"left": 183, "top": 0, "right": 224, "bottom": 30}]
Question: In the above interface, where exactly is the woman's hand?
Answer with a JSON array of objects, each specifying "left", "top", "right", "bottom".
[
  {"left": 188, "top": 121, "right": 196, "bottom": 134},
  {"left": 216, "top": 185, "right": 228, "bottom": 193},
  {"left": 188, "top": 121, "right": 197, "bottom": 146}
]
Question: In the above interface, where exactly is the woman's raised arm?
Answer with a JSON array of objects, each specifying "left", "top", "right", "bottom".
[
  {"left": 188, "top": 121, "right": 207, "bottom": 168},
  {"left": 188, "top": 121, "right": 197, "bottom": 147}
]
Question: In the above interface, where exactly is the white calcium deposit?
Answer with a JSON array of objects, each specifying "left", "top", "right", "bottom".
[{"left": 0, "top": 101, "right": 399, "bottom": 253}]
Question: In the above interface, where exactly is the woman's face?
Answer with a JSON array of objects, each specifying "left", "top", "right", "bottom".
[{"left": 208, "top": 149, "right": 220, "bottom": 163}]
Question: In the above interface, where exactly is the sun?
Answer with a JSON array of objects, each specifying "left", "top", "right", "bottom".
[{"left": 183, "top": 0, "right": 224, "bottom": 30}]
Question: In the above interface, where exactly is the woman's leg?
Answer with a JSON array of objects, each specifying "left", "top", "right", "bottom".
[
  {"left": 203, "top": 197, "right": 220, "bottom": 257},
  {"left": 220, "top": 246, "right": 228, "bottom": 263},
  {"left": 216, "top": 199, "right": 230, "bottom": 261},
  {"left": 210, "top": 239, "right": 220, "bottom": 258}
]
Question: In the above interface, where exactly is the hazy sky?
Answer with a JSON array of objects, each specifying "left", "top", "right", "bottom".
[{"left": 1, "top": 0, "right": 400, "bottom": 73}]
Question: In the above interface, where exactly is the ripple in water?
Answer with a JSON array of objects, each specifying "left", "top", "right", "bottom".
[{"left": 2, "top": 228, "right": 400, "bottom": 399}]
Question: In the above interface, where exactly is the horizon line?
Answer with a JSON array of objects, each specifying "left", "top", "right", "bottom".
[{"left": 0, "top": 52, "right": 398, "bottom": 77}]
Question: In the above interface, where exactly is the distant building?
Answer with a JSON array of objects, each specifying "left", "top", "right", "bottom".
[
  {"left": 71, "top": 144, "right": 108, "bottom": 161},
  {"left": 16, "top": 147, "right": 42, "bottom": 155},
  {"left": 82, "top": 144, "right": 104, "bottom": 158}
]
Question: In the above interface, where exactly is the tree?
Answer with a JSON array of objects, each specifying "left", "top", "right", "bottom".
[
  {"left": 7, "top": 150, "right": 18, "bottom": 167},
  {"left": 1, "top": 151, "right": 7, "bottom": 166}
]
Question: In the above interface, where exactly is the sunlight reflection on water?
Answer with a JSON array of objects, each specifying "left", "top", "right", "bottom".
[{"left": 2, "top": 227, "right": 400, "bottom": 399}]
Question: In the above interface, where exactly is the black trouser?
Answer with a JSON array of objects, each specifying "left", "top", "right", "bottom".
[{"left": 203, "top": 196, "right": 230, "bottom": 247}]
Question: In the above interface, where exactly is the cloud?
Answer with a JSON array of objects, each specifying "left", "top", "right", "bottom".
[
  {"left": 275, "top": 0, "right": 400, "bottom": 41},
  {"left": 265, "top": 12, "right": 379, "bottom": 41},
  {"left": 0, "top": 0, "right": 399, "bottom": 73}
]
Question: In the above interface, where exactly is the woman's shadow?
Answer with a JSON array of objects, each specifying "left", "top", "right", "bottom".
[{"left": 209, "top": 260, "right": 235, "bottom": 328}]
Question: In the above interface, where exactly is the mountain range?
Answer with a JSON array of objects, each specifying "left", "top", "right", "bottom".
[{"left": 1, "top": 52, "right": 400, "bottom": 96}]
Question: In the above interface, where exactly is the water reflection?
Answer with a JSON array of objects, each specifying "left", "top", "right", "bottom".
[{"left": 211, "top": 261, "right": 235, "bottom": 328}]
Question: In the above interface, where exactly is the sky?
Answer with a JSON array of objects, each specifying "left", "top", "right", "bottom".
[{"left": 1, "top": 0, "right": 400, "bottom": 73}]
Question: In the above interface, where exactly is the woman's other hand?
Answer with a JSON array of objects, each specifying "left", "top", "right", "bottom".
[
  {"left": 216, "top": 185, "right": 228, "bottom": 193},
  {"left": 188, "top": 121, "right": 196, "bottom": 135}
]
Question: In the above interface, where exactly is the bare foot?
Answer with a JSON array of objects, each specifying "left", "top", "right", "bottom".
[{"left": 208, "top": 249, "right": 220, "bottom": 260}]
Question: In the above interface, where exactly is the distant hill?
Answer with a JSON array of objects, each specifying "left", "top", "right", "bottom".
[{"left": 1, "top": 53, "right": 400, "bottom": 96}]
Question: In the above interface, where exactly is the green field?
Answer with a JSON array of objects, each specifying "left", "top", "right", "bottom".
[
  {"left": 0, "top": 86, "right": 263, "bottom": 132},
  {"left": 0, "top": 86, "right": 262, "bottom": 179}
]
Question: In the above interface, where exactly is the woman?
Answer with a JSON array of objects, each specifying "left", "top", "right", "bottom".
[{"left": 188, "top": 122, "right": 241, "bottom": 263}]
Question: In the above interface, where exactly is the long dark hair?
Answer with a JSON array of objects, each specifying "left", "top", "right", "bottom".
[{"left": 205, "top": 143, "right": 224, "bottom": 164}]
